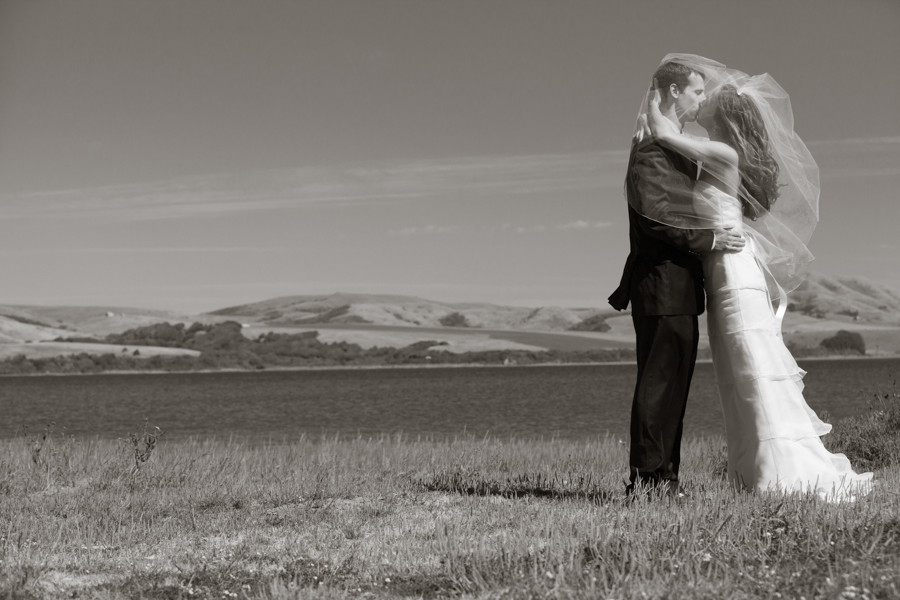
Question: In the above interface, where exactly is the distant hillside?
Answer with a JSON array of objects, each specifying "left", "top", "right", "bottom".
[
  {"left": 208, "top": 293, "right": 606, "bottom": 332},
  {"left": 787, "top": 273, "right": 900, "bottom": 323},
  {"left": 206, "top": 274, "right": 900, "bottom": 332},
  {"left": 4, "top": 271, "right": 898, "bottom": 348},
  {"left": 0, "top": 315, "right": 71, "bottom": 343},
  {"left": 0, "top": 304, "right": 234, "bottom": 338}
]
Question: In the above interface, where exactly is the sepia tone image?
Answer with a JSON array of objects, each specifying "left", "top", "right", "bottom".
[{"left": 0, "top": 1, "right": 898, "bottom": 598}]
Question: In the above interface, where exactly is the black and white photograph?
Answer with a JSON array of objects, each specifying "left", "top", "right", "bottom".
[{"left": 1, "top": 1, "right": 898, "bottom": 598}]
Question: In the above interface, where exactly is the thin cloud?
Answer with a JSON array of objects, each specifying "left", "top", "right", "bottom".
[
  {"left": 558, "top": 220, "right": 613, "bottom": 229},
  {"left": 0, "top": 152, "right": 625, "bottom": 222},
  {"left": 388, "top": 225, "right": 458, "bottom": 236},
  {"left": 806, "top": 135, "right": 900, "bottom": 147},
  {"left": 502, "top": 221, "right": 612, "bottom": 233},
  {"left": 798, "top": 136, "right": 900, "bottom": 181},
  {"left": 820, "top": 166, "right": 900, "bottom": 180},
  {"left": 0, "top": 247, "right": 286, "bottom": 256}
]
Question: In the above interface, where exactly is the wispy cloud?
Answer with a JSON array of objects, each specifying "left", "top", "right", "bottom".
[
  {"left": 0, "top": 151, "right": 627, "bottom": 223},
  {"left": 0, "top": 247, "right": 288, "bottom": 256},
  {"left": 387, "top": 225, "right": 458, "bottom": 236},
  {"left": 557, "top": 220, "right": 612, "bottom": 229},
  {"left": 514, "top": 225, "right": 546, "bottom": 234},
  {"left": 500, "top": 221, "right": 612, "bottom": 234},
  {"left": 806, "top": 136, "right": 900, "bottom": 148},
  {"left": 5, "top": 137, "right": 887, "bottom": 224},
  {"left": 804, "top": 136, "right": 900, "bottom": 181}
]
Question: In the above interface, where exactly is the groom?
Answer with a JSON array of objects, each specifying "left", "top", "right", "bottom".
[{"left": 609, "top": 60, "right": 744, "bottom": 497}]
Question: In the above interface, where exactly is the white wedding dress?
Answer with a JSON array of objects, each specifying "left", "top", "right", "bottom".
[{"left": 695, "top": 181, "right": 873, "bottom": 501}]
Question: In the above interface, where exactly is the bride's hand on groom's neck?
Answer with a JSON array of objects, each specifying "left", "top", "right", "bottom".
[{"left": 634, "top": 114, "right": 652, "bottom": 143}]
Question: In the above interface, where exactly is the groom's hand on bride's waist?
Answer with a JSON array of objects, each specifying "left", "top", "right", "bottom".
[{"left": 713, "top": 227, "right": 745, "bottom": 252}]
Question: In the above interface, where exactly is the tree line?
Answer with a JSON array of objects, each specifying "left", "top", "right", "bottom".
[{"left": 0, "top": 321, "right": 637, "bottom": 375}]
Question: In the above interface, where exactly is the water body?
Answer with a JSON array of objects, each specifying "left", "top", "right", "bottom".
[
  {"left": 307, "top": 323, "right": 634, "bottom": 350},
  {"left": 1, "top": 358, "right": 897, "bottom": 442}
]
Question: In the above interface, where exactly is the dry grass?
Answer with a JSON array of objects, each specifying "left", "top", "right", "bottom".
[{"left": 0, "top": 425, "right": 898, "bottom": 599}]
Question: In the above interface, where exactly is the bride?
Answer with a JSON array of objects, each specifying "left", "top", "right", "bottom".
[{"left": 642, "top": 55, "right": 873, "bottom": 501}]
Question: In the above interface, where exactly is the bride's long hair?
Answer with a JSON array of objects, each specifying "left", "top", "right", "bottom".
[{"left": 713, "top": 85, "right": 781, "bottom": 219}]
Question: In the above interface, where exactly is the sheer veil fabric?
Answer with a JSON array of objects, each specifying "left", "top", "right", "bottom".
[
  {"left": 630, "top": 54, "right": 872, "bottom": 500},
  {"left": 631, "top": 54, "right": 819, "bottom": 320}
]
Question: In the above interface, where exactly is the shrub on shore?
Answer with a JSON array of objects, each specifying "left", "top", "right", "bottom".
[
  {"left": 820, "top": 329, "right": 866, "bottom": 355},
  {"left": 439, "top": 312, "right": 471, "bottom": 327}
]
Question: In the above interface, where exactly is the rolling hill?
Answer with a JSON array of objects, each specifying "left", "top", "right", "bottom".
[
  {"left": 2, "top": 271, "right": 899, "bottom": 360},
  {"left": 208, "top": 293, "right": 604, "bottom": 331},
  {"left": 788, "top": 272, "right": 900, "bottom": 323}
]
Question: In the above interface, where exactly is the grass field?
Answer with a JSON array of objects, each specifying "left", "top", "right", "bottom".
[{"left": 1, "top": 399, "right": 899, "bottom": 599}]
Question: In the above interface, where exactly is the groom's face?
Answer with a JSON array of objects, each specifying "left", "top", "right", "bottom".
[{"left": 672, "top": 72, "right": 706, "bottom": 123}]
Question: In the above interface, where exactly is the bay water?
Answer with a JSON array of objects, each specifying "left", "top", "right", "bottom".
[{"left": 1, "top": 358, "right": 897, "bottom": 442}]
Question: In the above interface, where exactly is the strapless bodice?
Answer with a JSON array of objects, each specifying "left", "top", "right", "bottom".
[{"left": 693, "top": 180, "right": 743, "bottom": 231}]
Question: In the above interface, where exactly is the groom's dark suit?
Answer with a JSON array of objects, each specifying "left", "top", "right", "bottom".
[{"left": 609, "top": 139, "right": 714, "bottom": 490}]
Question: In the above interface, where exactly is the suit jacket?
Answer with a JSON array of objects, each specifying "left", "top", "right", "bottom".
[{"left": 608, "top": 140, "right": 714, "bottom": 317}]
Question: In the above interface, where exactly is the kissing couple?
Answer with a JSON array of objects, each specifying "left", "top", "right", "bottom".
[{"left": 610, "top": 53, "right": 873, "bottom": 502}]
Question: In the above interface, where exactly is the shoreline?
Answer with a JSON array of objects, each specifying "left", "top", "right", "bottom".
[{"left": 1, "top": 352, "right": 896, "bottom": 377}]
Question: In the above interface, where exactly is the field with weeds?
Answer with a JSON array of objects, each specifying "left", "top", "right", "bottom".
[{"left": 1, "top": 390, "right": 899, "bottom": 599}]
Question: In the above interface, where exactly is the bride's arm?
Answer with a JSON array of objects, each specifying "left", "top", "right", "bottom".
[{"left": 647, "top": 92, "right": 738, "bottom": 172}]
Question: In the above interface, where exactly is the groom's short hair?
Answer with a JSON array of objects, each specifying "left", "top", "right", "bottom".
[{"left": 653, "top": 61, "right": 703, "bottom": 98}]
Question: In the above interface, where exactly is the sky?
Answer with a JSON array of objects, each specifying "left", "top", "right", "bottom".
[{"left": 0, "top": 0, "right": 898, "bottom": 313}]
